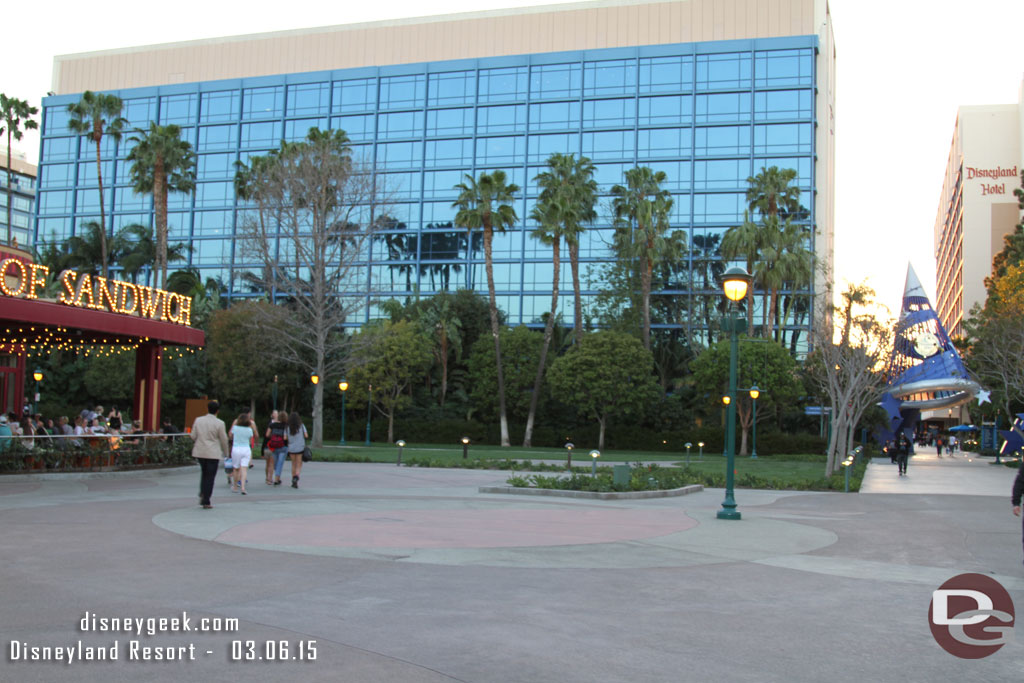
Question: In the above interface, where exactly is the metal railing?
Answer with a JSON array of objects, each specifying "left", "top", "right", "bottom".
[{"left": 0, "top": 432, "right": 194, "bottom": 474}]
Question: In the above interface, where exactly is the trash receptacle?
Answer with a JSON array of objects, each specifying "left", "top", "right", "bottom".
[{"left": 613, "top": 464, "right": 631, "bottom": 486}]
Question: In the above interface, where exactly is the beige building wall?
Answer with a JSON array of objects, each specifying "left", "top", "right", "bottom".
[
  {"left": 54, "top": 0, "right": 825, "bottom": 94},
  {"left": 934, "top": 98, "right": 1023, "bottom": 338}
]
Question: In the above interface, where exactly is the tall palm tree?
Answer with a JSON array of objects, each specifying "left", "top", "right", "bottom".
[
  {"left": 721, "top": 210, "right": 762, "bottom": 335},
  {"left": 67, "top": 91, "right": 125, "bottom": 279},
  {"left": 0, "top": 94, "right": 38, "bottom": 246},
  {"left": 453, "top": 170, "right": 519, "bottom": 447},
  {"left": 64, "top": 220, "right": 109, "bottom": 275},
  {"left": 610, "top": 166, "right": 676, "bottom": 351},
  {"left": 127, "top": 123, "right": 196, "bottom": 289},
  {"left": 523, "top": 153, "right": 597, "bottom": 446}
]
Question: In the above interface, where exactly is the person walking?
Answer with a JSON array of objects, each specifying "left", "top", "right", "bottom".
[
  {"left": 286, "top": 411, "right": 309, "bottom": 489},
  {"left": 262, "top": 410, "right": 277, "bottom": 485},
  {"left": 265, "top": 411, "right": 289, "bottom": 486},
  {"left": 896, "top": 433, "right": 910, "bottom": 476},
  {"left": 935, "top": 435, "right": 943, "bottom": 458},
  {"left": 190, "top": 400, "right": 229, "bottom": 509},
  {"left": 228, "top": 413, "right": 256, "bottom": 495},
  {"left": 1012, "top": 464, "right": 1024, "bottom": 566}
]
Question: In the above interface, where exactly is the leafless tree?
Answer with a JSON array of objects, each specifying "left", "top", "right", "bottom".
[
  {"left": 806, "top": 282, "right": 892, "bottom": 476},
  {"left": 235, "top": 128, "right": 385, "bottom": 447}
]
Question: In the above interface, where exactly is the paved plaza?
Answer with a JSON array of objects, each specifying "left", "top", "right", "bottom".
[{"left": 1, "top": 452, "right": 1023, "bottom": 681}]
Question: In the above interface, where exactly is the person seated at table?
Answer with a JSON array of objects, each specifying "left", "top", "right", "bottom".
[
  {"left": 71, "top": 416, "right": 86, "bottom": 447},
  {"left": 161, "top": 417, "right": 179, "bottom": 442},
  {"left": 19, "top": 417, "right": 35, "bottom": 449},
  {"left": 0, "top": 414, "right": 12, "bottom": 452},
  {"left": 88, "top": 417, "right": 107, "bottom": 435}
]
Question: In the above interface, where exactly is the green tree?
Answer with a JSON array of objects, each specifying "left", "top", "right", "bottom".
[
  {"left": 610, "top": 166, "right": 684, "bottom": 351},
  {"left": 523, "top": 153, "right": 598, "bottom": 446},
  {"left": 235, "top": 128, "right": 383, "bottom": 446},
  {"left": 206, "top": 302, "right": 279, "bottom": 416},
  {"left": 126, "top": 123, "right": 196, "bottom": 289},
  {"left": 546, "top": 331, "right": 660, "bottom": 450},
  {"left": 984, "top": 171, "right": 1024, "bottom": 301},
  {"left": 346, "top": 320, "right": 432, "bottom": 443},
  {"left": 453, "top": 170, "right": 520, "bottom": 447},
  {"left": 0, "top": 94, "right": 38, "bottom": 246},
  {"left": 467, "top": 326, "right": 544, "bottom": 427},
  {"left": 67, "top": 91, "right": 125, "bottom": 278},
  {"left": 689, "top": 338, "right": 801, "bottom": 456},
  {"left": 417, "top": 292, "right": 463, "bottom": 408}
]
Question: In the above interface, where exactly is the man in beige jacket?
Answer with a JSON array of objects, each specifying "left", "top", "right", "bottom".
[{"left": 191, "top": 400, "right": 229, "bottom": 509}]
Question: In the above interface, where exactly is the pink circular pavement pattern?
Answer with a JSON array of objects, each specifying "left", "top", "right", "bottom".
[{"left": 216, "top": 508, "right": 698, "bottom": 549}]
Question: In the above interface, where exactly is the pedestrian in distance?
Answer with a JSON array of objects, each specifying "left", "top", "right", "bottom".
[
  {"left": 286, "top": 411, "right": 309, "bottom": 489},
  {"left": 265, "top": 411, "right": 289, "bottom": 486},
  {"left": 896, "top": 433, "right": 910, "bottom": 476},
  {"left": 936, "top": 435, "right": 943, "bottom": 458},
  {"left": 228, "top": 413, "right": 256, "bottom": 495},
  {"left": 262, "top": 409, "right": 276, "bottom": 485},
  {"left": 190, "top": 400, "right": 229, "bottom": 509}
]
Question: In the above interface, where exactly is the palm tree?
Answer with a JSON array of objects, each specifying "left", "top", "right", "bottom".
[
  {"left": 746, "top": 166, "right": 801, "bottom": 220},
  {"left": 523, "top": 153, "right": 597, "bottom": 446},
  {"left": 127, "top": 123, "right": 196, "bottom": 289},
  {"left": 452, "top": 170, "right": 519, "bottom": 447},
  {"left": 0, "top": 94, "right": 38, "bottom": 246},
  {"left": 757, "top": 217, "right": 814, "bottom": 340},
  {"left": 610, "top": 166, "right": 676, "bottom": 351},
  {"left": 64, "top": 221, "right": 108, "bottom": 275},
  {"left": 419, "top": 292, "right": 463, "bottom": 407},
  {"left": 113, "top": 223, "right": 190, "bottom": 285},
  {"left": 66, "top": 91, "right": 125, "bottom": 278},
  {"left": 721, "top": 210, "right": 762, "bottom": 336}
]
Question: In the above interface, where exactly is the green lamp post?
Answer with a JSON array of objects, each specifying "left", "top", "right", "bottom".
[
  {"left": 717, "top": 265, "right": 751, "bottom": 521},
  {"left": 365, "top": 384, "right": 373, "bottom": 446},
  {"left": 32, "top": 368, "right": 43, "bottom": 415},
  {"left": 749, "top": 385, "right": 760, "bottom": 459},
  {"left": 338, "top": 380, "right": 348, "bottom": 445}
]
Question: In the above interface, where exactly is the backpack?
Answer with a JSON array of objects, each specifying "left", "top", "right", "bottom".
[{"left": 267, "top": 423, "right": 287, "bottom": 450}]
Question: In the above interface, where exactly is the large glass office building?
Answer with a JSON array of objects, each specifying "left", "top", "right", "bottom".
[{"left": 36, "top": 0, "right": 835, "bottom": 348}]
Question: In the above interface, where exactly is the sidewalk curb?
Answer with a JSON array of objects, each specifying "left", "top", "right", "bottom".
[
  {"left": 478, "top": 484, "right": 704, "bottom": 500},
  {"left": 0, "top": 464, "right": 196, "bottom": 481}
]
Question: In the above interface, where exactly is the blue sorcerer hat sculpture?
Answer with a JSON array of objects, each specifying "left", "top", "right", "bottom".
[{"left": 879, "top": 264, "right": 986, "bottom": 443}]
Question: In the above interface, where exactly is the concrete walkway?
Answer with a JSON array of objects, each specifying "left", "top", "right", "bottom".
[
  {"left": 1, "top": 458, "right": 1023, "bottom": 682},
  {"left": 861, "top": 451, "right": 1015, "bottom": 496}
]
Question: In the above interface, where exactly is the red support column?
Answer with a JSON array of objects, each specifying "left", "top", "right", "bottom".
[{"left": 133, "top": 342, "right": 163, "bottom": 432}]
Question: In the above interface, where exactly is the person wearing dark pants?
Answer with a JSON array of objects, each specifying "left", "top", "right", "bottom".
[
  {"left": 190, "top": 400, "right": 229, "bottom": 509},
  {"left": 1011, "top": 465, "right": 1024, "bottom": 565},
  {"left": 896, "top": 434, "right": 910, "bottom": 476}
]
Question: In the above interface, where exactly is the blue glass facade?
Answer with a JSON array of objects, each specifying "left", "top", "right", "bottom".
[{"left": 36, "top": 36, "right": 818, "bottom": 343}]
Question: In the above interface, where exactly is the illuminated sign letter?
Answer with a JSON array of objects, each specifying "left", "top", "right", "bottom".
[
  {"left": 73, "top": 274, "right": 98, "bottom": 309},
  {"left": 94, "top": 276, "right": 117, "bottom": 312},
  {"left": 58, "top": 269, "right": 77, "bottom": 304},
  {"left": 0, "top": 258, "right": 27, "bottom": 297},
  {"left": 27, "top": 263, "right": 49, "bottom": 299},
  {"left": 138, "top": 286, "right": 164, "bottom": 320},
  {"left": 119, "top": 282, "right": 138, "bottom": 315}
]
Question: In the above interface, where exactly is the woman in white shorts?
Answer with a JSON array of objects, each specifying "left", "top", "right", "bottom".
[{"left": 228, "top": 413, "right": 256, "bottom": 495}]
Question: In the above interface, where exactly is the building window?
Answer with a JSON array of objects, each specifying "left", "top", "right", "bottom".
[
  {"left": 529, "top": 101, "right": 580, "bottom": 132},
  {"left": 200, "top": 90, "right": 241, "bottom": 123},
  {"left": 530, "top": 63, "right": 582, "bottom": 99},
  {"left": 379, "top": 75, "right": 426, "bottom": 110},
  {"left": 639, "top": 56, "right": 693, "bottom": 94},
  {"left": 478, "top": 67, "right": 528, "bottom": 103},
  {"left": 333, "top": 78, "right": 376, "bottom": 113},
  {"left": 477, "top": 104, "right": 526, "bottom": 134},
  {"left": 428, "top": 71, "right": 476, "bottom": 106},
  {"left": 696, "top": 53, "right": 752, "bottom": 90},
  {"left": 755, "top": 49, "right": 814, "bottom": 87},
  {"left": 243, "top": 86, "right": 285, "bottom": 119},
  {"left": 426, "top": 108, "right": 474, "bottom": 137},
  {"left": 160, "top": 93, "right": 199, "bottom": 125},
  {"left": 584, "top": 59, "right": 638, "bottom": 97},
  {"left": 287, "top": 82, "right": 331, "bottom": 116}
]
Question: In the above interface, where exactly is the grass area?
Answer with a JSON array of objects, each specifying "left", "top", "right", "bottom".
[{"left": 309, "top": 442, "right": 864, "bottom": 491}]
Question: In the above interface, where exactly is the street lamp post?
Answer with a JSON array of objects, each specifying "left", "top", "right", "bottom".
[
  {"left": 590, "top": 450, "right": 600, "bottom": 475},
  {"left": 685, "top": 442, "right": 692, "bottom": 466},
  {"left": 461, "top": 436, "right": 470, "bottom": 459},
  {"left": 698, "top": 441, "right": 704, "bottom": 460},
  {"left": 272, "top": 375, "right": 278, "bottom": 413},
  {"left": 564, "top": 442, "right": 574, "bottom": 469},
  {"left": 717, "top": 266, "right": 751, "bottom": 521},
  {"left": 338, "top": 380, "right": 348, "bottom": 445},
  {"left": 32, "top": 368, "right": 43, "bottom": 415},
  {"left": 365, "top": 384, "right": 373, "bottom": 446},
  {"left": 396, "top": 439, "right": 406, "bottom": 466},
  {"left": 749, "top": 385, "right": 760, "bottom": 459}
]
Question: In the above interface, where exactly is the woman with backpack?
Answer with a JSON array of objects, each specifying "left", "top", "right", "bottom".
[
  {"left": 286, "top": 411, "right": 309, "bottom": 489},
  {"left": 265, "top": 410, "right": 289, "bottom": 486},
  {"left": 228, "top": 412, "right": 256, "bottom": 495}
]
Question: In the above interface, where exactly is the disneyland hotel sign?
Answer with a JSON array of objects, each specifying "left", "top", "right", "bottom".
[
  {"left": 966, "top": 165, "right": 1018, "bottom": 196},
  {"left": 0, "top": 260, "right": 193, "bottom": 327}
]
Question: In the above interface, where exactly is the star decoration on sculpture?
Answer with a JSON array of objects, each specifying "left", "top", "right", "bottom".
[{"left": 976, "top": 389, "right": 991, "bottom": 405}]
